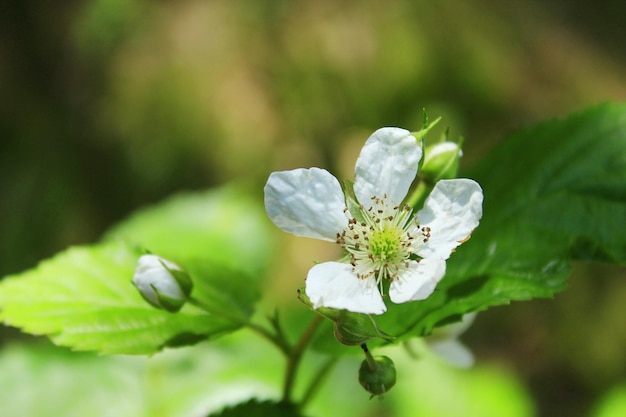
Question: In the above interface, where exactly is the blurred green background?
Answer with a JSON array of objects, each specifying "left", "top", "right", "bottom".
[{"left": 1, "top": 1, "right": 625, "bottom": 416}]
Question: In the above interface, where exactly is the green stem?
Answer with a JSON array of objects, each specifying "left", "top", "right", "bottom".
[
  {"left": 298, "top": 356, "right": 338, "bottom": 411},
  {"left": 247, "top": 321, "right": 292, "bottom": 356},
  {"left": 190, "top": 297, "right": 330, "bottom": 406},
  {"left": 282, "top": 314, "right": 324, "bottom": 403},
  {"left": 405, "top": 180, "right": 431, "bottom": 210},
  {"left": 360, "top": 343, "right": 377, "bottom": 371},
  {"left": 188, "top": 297, "right": 291, "bottom": 355}
]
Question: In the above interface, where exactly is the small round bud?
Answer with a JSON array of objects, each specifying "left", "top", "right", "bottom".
[
  {"left": 421, "top": 141, "right": 461, "bottom": 180},
  {"left": 132, "top": 254, "right": 192, "bottom": 313},
  {"left": 358, "top": 355, "right": 396, "bottom": 397}
]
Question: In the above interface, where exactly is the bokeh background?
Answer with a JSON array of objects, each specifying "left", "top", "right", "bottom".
[{"left": 1, "top": 1, "right": 625, "bottom": 416}]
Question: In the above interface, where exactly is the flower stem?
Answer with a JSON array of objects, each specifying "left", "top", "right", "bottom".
[
  {"left": 298, "top": 356, "right": 338, "bottom": 411},
  {"left": 405, "top": 180, "right": 431, "bottom": 211},
  {"left": 361, "top": 343, "right": 377, "bottom": 371},
  {"left": 247, "top": 321, "right": 292, "bottom": 356},
  {"left": 188, "top": 296, "right": 291, "bottom": 355},
  {"left": 189, "top": 297, "right": 330, "bottom": 407},
  {"left": 282, "top": 314, "right": 324, "bottom": 403}
]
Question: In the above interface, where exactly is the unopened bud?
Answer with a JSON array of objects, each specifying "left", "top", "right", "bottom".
[
  {"left": 132, "top": 254, "right": 192, "bottom": 313},
  {"left": 358, "top": 355, "right": 396, "bottom": 397},
  {"left": 421, "top": 141, "right": 461, "bottom": 180}
]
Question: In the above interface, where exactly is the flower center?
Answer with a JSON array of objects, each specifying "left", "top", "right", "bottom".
[
  {"left": 369, "top": 227, "right": 403, "bottom": 263},
  {"left": 336, "top": 194, "right": 431, "bottom": 287}
]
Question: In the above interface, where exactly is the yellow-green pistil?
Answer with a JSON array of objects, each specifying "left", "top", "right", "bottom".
[
  {"left": 336, "top": 194, "right": 431, "bottom": 289},
  {"left": 369, "top": 227, "right": 403, "bottom": 263}
]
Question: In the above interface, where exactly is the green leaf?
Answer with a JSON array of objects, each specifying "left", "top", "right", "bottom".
[
  {"left": 0, "top": 333, "right": 284, "bottom": 417},
  {"left": 208, "top": 399, "right": 306, "bottom": 417},
  {"left": 298, "top": 289, "right": 393, "bottom": 346},
  {"left": 0, "top": 343, "right": 144, "bottom": 417},
  {"left": 0, "top": 186, "right": 274, "bottom": 354},
  {"left": 104, "top": 186, "right": 272, "bottom": 278},
  {"left": 0, "top": 243, "right": 236, "bottom": 354},
  {"left": 374, "top": 102, "right": 626, "bottom": 342}
]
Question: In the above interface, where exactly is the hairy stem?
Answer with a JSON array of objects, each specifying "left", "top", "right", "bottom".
[{"left": 282, "top": 314, "right": 324, "bottom": 403}]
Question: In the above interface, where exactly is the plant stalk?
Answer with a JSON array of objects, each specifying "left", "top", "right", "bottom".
[{"left": 282, "top": 314, "right": 323, "bottom": 403}]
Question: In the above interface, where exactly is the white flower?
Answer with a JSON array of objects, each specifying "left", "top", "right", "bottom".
[
  {"left": 132, "top": 254, "right": 192, "bottom": 312},
  {"left": 264, "top": 127, "right": 483, "bottom": 315}
]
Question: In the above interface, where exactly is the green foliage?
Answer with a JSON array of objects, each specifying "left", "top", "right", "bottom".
[
  {"left": 104, "top": 186, "right": 271, "bottom": 278},
  {"left": 0, "top": 187, "right": 273, "bottom": 355},
  {"left": 0, "top": 243, "right": 236, "bottom": 355},
  {"left": 592, "top": 384, "right": 626, "bottom": 417},
  {"left": 373, "top": 102, "right": 626, "bottom": 342},
  {"left": 208, "top": 399, "right": 305, "bottom": 417},
  {"left": 0, "top": 343, "right": 144, "bottom": 417},
  {"left": 0, "top": 333, "right": 284, "bottom": 417},
  {"left": 0, "top": 338, "right": 536, "bottom": 417},
  {"left": 391, "top": 350, "right": 535, "bottom": 417},
  {"left": 306, "top": 103, "right": 626, "bottom": 354}
]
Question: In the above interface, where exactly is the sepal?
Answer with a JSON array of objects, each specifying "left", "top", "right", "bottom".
[{"left": 298, "top": 289, "right": 393, "bottom": 345}]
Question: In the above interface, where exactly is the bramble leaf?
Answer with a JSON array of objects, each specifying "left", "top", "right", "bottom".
[
  {"left": 375, "top": 102, "right": 626, "bottom": 342},
  {"left": 0, "top": 187, "right": 273, "bottom": 354},
  {"left": 307, "top": 102, "right": 626, "bottom": 354}
]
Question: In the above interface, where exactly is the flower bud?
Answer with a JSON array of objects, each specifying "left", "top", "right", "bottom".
[
  {"left": 132, "top": 254, "right": 192, "bottom": 313},
  {"left": 358, "top": 355, "right": 396, "bottom": 397},
  {"left": 421, "top": 141, "right": 461, "bottom": 180}
]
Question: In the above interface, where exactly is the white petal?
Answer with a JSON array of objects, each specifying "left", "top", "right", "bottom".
[
  {"left": 424, "top": 141, "right": 461, "bottom": 161},
  {"left": 416, "top": 179, "right": 483, "bottom": 259},
  {"left": 264, "top": 168, "right": 348, "bottom": 241},
  {"left": 389, "top": 258, "right": 446, "bottom": 303},
  {"left": 305, "top": 262, "right": 387, "bottom": 314},
  {"left": 132, "top": 255, "right": 185, "bottom": 305},
  {"left": 354, "top": 128, "right": 422, "bottom": 209},
  {"left": 428, "top": 339, "right": 475, "bottom": 368}
]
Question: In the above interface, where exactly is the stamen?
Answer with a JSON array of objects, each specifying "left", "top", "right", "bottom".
[{"left": 337, "top": 194, "right": 427, "bottom": 285}]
